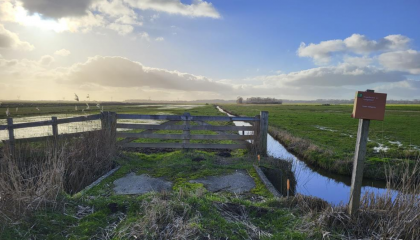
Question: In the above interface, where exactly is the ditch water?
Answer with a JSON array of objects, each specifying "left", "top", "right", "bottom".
[
  {"left": 216, "top": 106, "right": 389, "bottom": 205},
  {"left": 0, "top": 114, "right": 163, "bottom": 141}
]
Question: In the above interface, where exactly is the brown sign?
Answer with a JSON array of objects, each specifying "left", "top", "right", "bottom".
[{"left": 352, "top": 91, "right": 387, "bottom": 121}]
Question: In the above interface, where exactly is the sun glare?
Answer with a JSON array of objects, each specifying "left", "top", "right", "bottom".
[{"left": 13, "top": 4, "right": 69, "bottom": 32}]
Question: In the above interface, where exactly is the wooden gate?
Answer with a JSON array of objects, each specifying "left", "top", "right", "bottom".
[
  {"left": 0, "top": 111, "right": 269, "bottom": 154},
  {"left": 114, "top": 112, "right": 268, "bottom": 153}
]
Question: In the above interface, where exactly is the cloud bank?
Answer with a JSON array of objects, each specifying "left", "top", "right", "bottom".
[
  {"left": 0, "top": 53, "right": 418, "bottom": 101},
  {"left": 0, "top": 0, "right": 221, "bottom": 35},
  {"left": 0, "top": 24, "right": 34, "bottom": 51},
  {"left": 66, "top": 56, "right": 232, "bottom": 92},
  {"left": 298, "top": 34, "right": 411, "bottom": 64}
]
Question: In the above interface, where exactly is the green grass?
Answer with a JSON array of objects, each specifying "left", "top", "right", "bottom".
[
  {"left": 0, "top": 102, "right": 206, "bottom": 120},
  {"left": 220, "top": 104, "right": 420, "bottom": 179},
  {"left": 1, "top": 104, "right": 308, "bottom": 239},
  {"left": 1, "top": 150, "right": 307, "bottom": 239}
]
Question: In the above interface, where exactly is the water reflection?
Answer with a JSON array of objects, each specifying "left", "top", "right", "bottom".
[
  {"left": 216, "top": 106, "right": 389, "bottom": 205},
  {"left": 0, "top": 114, "right": 163, "bottom": 141}
]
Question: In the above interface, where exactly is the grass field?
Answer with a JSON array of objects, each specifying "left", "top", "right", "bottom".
[
  {"left": 1, "top": 103, "right": 419, "bottom": 239},
  {"left": 0, "top": 102, "right": 204, "bottom": 119},
  {"left": 0, "top": 104, "right": 310, "bottom": 239},
  {"left": 220, "top": 104, "right": 420, "bottom": 179}
]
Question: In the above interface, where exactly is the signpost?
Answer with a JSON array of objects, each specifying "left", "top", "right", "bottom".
[{"left": 348, "top": 89, "right": 387, "bottom": 216}]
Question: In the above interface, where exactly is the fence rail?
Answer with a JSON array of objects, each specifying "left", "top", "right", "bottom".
[
  {"left": 1, "top": 111, "right": 268, "bottom": 154},
  {"left": 117, "top": 114, "right": 259, "bottom": 122}
]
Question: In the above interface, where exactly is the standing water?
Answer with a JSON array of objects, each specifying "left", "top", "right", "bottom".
[{"left": 217, "top": 106, "right": 389, "bottom": 205}]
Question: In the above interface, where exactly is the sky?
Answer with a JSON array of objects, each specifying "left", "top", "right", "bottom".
[{"left": 0, "top": 0, "right": 420, "bottom": 101}]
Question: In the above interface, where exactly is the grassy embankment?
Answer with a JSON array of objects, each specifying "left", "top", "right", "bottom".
[
  {"left": 0, "top": 104, "right": 310, "bottom": 239},
  {"left": 220, "top": 104, "right": 420, "bottom": 179}
]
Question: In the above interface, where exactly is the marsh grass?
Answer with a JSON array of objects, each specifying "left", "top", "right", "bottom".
[
  {"left": 305, "top": 160, "right": 420, "bottom": 240},
  {"left": 0, "top": 129, "right": 115, "bottom": 223}
]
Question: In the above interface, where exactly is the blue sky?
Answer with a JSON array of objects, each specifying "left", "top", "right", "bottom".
[{"left": 0, "top": 0, "right": 420, "bottom": 100}]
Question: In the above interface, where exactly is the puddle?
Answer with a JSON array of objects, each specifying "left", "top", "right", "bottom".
[
  {"left": 373, "top": 143, "right": 390, "bottom": 153},
  {"left": 314, "top": 125, "right": 337, "bottom": 132},
  {"left": 389, "top": 141, "right": 403, "bottom": 147}
]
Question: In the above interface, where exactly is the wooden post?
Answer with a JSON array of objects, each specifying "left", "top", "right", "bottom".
[
  {"left": 182, "top": 112, "right": 191, "bottom": 149},
  {"left": 348, "top": 118, "right": 370, "bottom": 215},
  {"left": 7, "top": 117, "right": 15, "bottom": 155},
  {"left": 258, "top": 111, "right": 268, "bottom": 155},
  {"left": 52, "top": 117, "right": 58, "bottom": 138},
  {"left": 348, "top": 90, "right": 375, "bottom": 215},
  {"left": 101, "top": 112, "right": 117, "bottom": 149}
]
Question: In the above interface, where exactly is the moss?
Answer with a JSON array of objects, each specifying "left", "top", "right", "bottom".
[{"left": 248, "top": 167, "right": 273, "bottom": 198}]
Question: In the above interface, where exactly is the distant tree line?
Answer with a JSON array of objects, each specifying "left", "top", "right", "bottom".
[{"left": 237, "top": 97, "right": 282, "bottom": 104}]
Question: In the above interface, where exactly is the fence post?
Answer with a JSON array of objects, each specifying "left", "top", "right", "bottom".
[
  {"left": 7, "top": 117, "right": 15, "bottom": 155},
  {"left": 348, "top": 118, "right": 370, "bottom": 215},
  {"left": 52, "top": 116, "right": 58, "bottom": 138},
  {"left": 182, "top": 112, "right": 191, "bottom": 149},
  {"left": 101, "top": 112, "right": 117, "bottom": 148},
  {"left": 258, "top": 111, "right": 268, "bottom": 155}
]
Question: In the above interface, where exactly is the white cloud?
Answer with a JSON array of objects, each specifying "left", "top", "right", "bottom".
[
  {"left": 150, "top": 14, "right": 160, "bottom": 22},
  {"left": 133, "top": 32, "right": 151, "bottom": 41},
  {"left": 39, "top": 55, "right": 55, "bottom": 66},
  {"left": 298, "top": 34, "right": 411, "bottom": 64},
  {"left": 54, "top": 49, "right": 71, "bottom": 56},
  {"left": 379, "top": 50, "right": 420, "bottom": 74},
  {"left": 107, "top": 23, "right": 134, "bottom": 35},
  {"left": 297, "top": 39, "right": 344, "bottom": 65},
  {"left": 155, "top": 37, "right": 164, "bottom": 42},
  {"left": 0, "top": 23, "right": 34, "bottom": 51},
  {"left": 238, "top": 63, "right": 406, "bottom": 88},
  {"left": 344, "top": 34, "right": 410, "bottom": 54},
  {"left": 0, "top": 56, "right": 63, "bottom": 84},
  {"left": 115, "top": 15, "right": 143, "bottom": 25},
  {"left": 375, "top": 80, "right": 420, "bottom": 99},
  {"left": 123, "top": 0, "right": 221, "bottom": 19},
  {"left": 342, "top": 56, "right": 373, "bottom": 67}
]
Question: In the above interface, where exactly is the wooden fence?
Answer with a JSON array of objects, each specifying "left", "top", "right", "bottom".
[{"left": 0, "top": 111, "right": 268, "bottom": 154}]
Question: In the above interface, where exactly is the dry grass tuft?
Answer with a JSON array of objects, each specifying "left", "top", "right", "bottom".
[
  {"left": 0, "top": 130, "right": 115, "bottom": 223},
  {"left": 0, "top": 141, "right": 65, "bottom": 222},
  {"left": 314, "top": 160, "right": 420, "bottom": 240},
  {"left": 214, "top": 202, "right": 273, "bottom": 239},
  {"left": 118, "top": 191, "right": 200, "bottom": 240}
]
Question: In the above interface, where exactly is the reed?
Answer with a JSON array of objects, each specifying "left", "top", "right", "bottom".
[{"left": 0, "top": 129, "right": 115, "bottom": 223}]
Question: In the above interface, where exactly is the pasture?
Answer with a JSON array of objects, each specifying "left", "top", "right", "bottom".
[{"left": 220, "top": 104, "right": 420, "bottom": 179}]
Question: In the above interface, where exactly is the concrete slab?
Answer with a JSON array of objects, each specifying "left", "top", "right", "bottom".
[
  {"left": 113, "top": 173, "right": 172, "bottom": 195},
  {"left": 190, "top": 170, "right": 255, "bottom": 194}
]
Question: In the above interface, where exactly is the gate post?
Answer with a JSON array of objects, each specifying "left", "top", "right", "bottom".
[
  {"left": 258, "top": 111, "right": 268, "bottom": 156},
  {"left": 101, "top": 112, "right": 117, "bottom": 149},
  {"left": 7, "top": 117, "right": 15, "bottom": 156},
  {"left": 182, "top": 112, "right": 191, "bottom": 150},
  {"left": 52, "top": 116, "right": 58, "bottom": 138}
]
